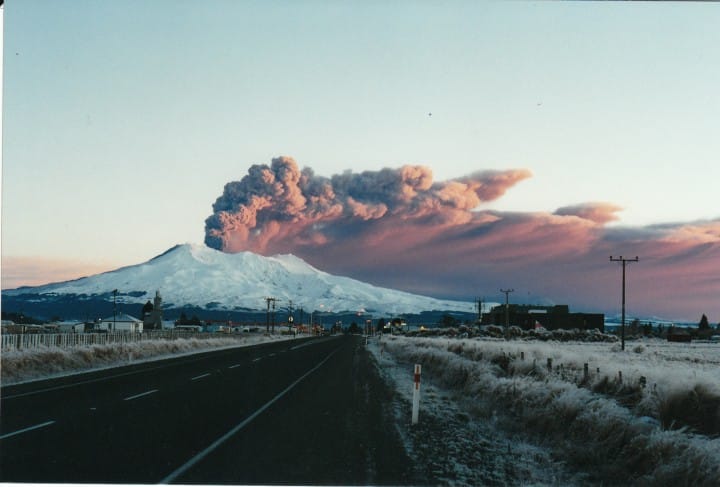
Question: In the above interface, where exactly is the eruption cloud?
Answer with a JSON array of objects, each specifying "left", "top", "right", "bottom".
[
  {"left": 205, "top": 156, "right": 531, "bottom": 254},
  {"left": 205, "top": 157, "right": 720, "bottom": 320}
]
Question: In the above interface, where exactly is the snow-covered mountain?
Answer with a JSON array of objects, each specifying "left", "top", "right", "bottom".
[{"left": 3, "top": 244, "right": 474, "bottom": 315}]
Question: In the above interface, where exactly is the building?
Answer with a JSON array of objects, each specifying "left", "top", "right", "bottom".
[
  {"left": 141, "top": 290, "right": 164, "bottom": 330},
  {"left": 98, "top": 313, "right": 143, "bottom": 333},
  {"left": 54, "top": 322, "right": 85, "bottom": 333},
  {"left": 481, "top": 304, "right": 604, "bottom": 332},
  {"left": 667, "top": 327, "right": 692, "bottom": 342}
]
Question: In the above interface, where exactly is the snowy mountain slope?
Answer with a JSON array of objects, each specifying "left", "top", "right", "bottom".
[{"left": 3, "top": 244, "right": 474, "bottom": 315}]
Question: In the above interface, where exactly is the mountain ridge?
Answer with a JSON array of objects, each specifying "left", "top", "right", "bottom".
[{"left": 2, "top": 243, "right": 475, "bottom": 316}]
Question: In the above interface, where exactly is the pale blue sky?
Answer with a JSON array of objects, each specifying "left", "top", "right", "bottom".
[{"left": 2, "top": 1, "right": 719, "bottom": 284}]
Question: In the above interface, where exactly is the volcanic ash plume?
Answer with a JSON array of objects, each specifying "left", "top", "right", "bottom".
[{"left": 204, "top": 156, "right": 531, "bottom": 254}]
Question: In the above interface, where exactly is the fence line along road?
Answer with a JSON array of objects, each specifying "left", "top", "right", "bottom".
[{"left": 1, "top": 330, "right": 246, "bottom": 352}]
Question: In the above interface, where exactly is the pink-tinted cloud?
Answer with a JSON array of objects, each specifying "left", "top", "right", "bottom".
[
  {"left": 555, "top": 202, "right": 623, "bottom": 225},
  {"left": 1, "top": 257, "right": 115, "bottom": 290},
  {"left": 206, "top": 157, "right": 719, "bottom": 321}
]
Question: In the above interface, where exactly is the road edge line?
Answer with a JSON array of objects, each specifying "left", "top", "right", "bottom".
[
  {"left": 0, "top": 420, "right": 56, "bottom": 440},
  {"left": 158, "top": 348, "right": 339, "bottom": 484}
]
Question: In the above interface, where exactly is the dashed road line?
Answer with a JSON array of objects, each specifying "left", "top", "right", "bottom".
[
  {"left": 191, "top": 373, "right": 212, "bottom": 381},
  {"left": 252, "top": 357, "right": 262, "bottom": 362},
  {"left": 159, "top": 347, "right": 339, "bottom": 484},
  {"left": 0, "top": 421, "right": 56, "bottom": 440},
  {"left": 228, "top": 364, "right": 242, "bottom": 369},
  {"left": 289, "top": 336, "right": 339, "bottom": 351},
  {"left": 124, "top": 389, "right": 159, "bottom": 401},
  {"left": 2, "top": 348, "right": 244, "bottom": 400}
]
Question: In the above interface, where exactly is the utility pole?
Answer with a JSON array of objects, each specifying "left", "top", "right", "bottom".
[
  {"left": 265, "top": 297, "right": 277, "bottom": 333},
  {"left": 500, "top": 289, "right": 514, "bottom": 329},
  {"left": 609, "top": 256, "right": 639, "bottom": 351},
  {"left": 112, "top": 289, "right": 118, "bottom": 332},
  {"left": 287, "top": 300, "right": 294, "bottom": 332},
  {"left": 476, "top": 297, "right": 484, "bottom": 324},
  {"left": 272, "top": 298, "right": 277, "bottom": 334}
]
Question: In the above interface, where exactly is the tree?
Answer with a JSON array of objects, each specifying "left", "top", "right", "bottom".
[
  {"left": 629, "top": 318, "right": 640, "bottom": 336},
  {"left": 141, "top": 301, "right": 154, "bottom": 318},
  {"left": 699, "top": 314, "right": 710, "bottom": 330},
  {"left": 377, "top": 318, "right": 386, "bottom": 333},
  {"left": 439, "top": 314, "right": 457, "bottom": 327}
]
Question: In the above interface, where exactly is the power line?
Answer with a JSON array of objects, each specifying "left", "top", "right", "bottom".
[{"left": 609, "top": 256, "right": 639, "bottom": 351}]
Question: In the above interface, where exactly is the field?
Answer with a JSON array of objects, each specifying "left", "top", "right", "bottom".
[
  {"left": 0, "top": 333, "right": 294, "bottom": 385},
  {"left": 371, "top": 334, "right": 720, "bottom": 485}
]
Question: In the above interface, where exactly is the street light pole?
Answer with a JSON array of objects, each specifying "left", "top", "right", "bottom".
[{"left": 609, "top": 256, "right": 639, "bottom": 351}]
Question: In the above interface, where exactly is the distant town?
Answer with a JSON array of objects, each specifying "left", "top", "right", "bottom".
[{"left": 3, "top": 288, "right": 718, "bottom": 346}]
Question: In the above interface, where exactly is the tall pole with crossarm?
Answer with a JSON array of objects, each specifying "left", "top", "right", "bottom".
[
  {"left": 500, "top": 288, "right": 514, "bottom": 329},
  {"left": 609, "top": 256, "right": 639, "bottom": 351}
]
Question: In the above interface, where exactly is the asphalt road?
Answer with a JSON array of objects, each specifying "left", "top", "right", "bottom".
[{"left": 0, "top": 334, "right": 415, "bottom": 484}]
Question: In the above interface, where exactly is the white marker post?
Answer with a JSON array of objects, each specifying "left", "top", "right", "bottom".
[{"left": 412, "top": 364, "right": 421, "bottom": 425}]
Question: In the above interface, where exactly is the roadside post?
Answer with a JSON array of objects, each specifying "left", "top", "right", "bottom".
[{"left": 412, "top": 364, "right": 421, "bottom": 425}]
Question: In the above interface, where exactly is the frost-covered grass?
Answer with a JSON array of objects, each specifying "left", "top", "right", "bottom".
[
  {"left": 371, "top": 338, "right": 586, "bottom": 485},
  {"left": 1, "top": 334, "right": 293, "bottom": 385},
  {"left": 375, "top": 335, "right": 720, "bottom": 485}
]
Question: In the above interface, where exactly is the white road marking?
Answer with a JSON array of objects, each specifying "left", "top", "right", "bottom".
[
  {"left": 191, "top": 373, "right": 212, "bottom": 381},
  {"left": 124, "top": 389, "right": 159, "bottom": 401},
  {"left": 252, "top": 357, "right": 262, "bottom": 362},
  {"left": 0, "top": 421, "right": 56, "bottom": 440},
  {"left": 289, "top": 336, "right": 339, "bottom": 351},
  {"left": 228, "top": 364, "right": 242, "bottom": 369},
  {"left": 159, "top": 348, "right": 339, "bottom": 484},
  {"left": 2, "top": 349, "right": 239, "bottom": 400}
]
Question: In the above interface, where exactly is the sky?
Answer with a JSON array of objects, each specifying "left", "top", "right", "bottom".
[{"left": 2, "top": 1, "right": 719, "bottom": 321}]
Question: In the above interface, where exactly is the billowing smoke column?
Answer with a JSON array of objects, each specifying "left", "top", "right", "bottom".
[
  {"left": 205, "top": 156, "right": 720, "bottom": 320},
  {"left": 205, "top": 156, "right": 532, "bottom": 254}
]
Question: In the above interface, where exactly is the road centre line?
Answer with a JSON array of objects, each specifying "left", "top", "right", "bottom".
[
  {"left": 228, "top": 364, "right": 242, "bottom": 369},
  {"left": 124, "top": 389, "right": 159, "bottom": 401},
  {"left": 252, "top": 357, "right": 262, "bottom": 362},
  {"left": 0, "top": 421, "right": 56, "bottom": 440},
  {"left": 191, "top": 373, "right": 212, "bottom": 381},
  {"left": 289, "top": 336, "right": 339, "bottom": 351},
  {"left": 159, "top": 347, "right": 340, "bottom": 484}
]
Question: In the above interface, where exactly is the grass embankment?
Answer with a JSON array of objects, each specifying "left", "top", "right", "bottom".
[
  {"left": 1, "top": 335, "right": 288, "bottom": 385},
  {"left": 381, "top": 335, "right": 720, "bottom": 485}
]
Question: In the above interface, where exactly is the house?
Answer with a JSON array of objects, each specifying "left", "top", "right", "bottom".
[
  {"left": 55, "top": 322, "right": 85, "bottom": 333},
  {"left": 667, "top": 327, "right": 692, "bottom": 343},
  {"left": 97, "top": 313, "right": 143, "bottom": 333}
]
